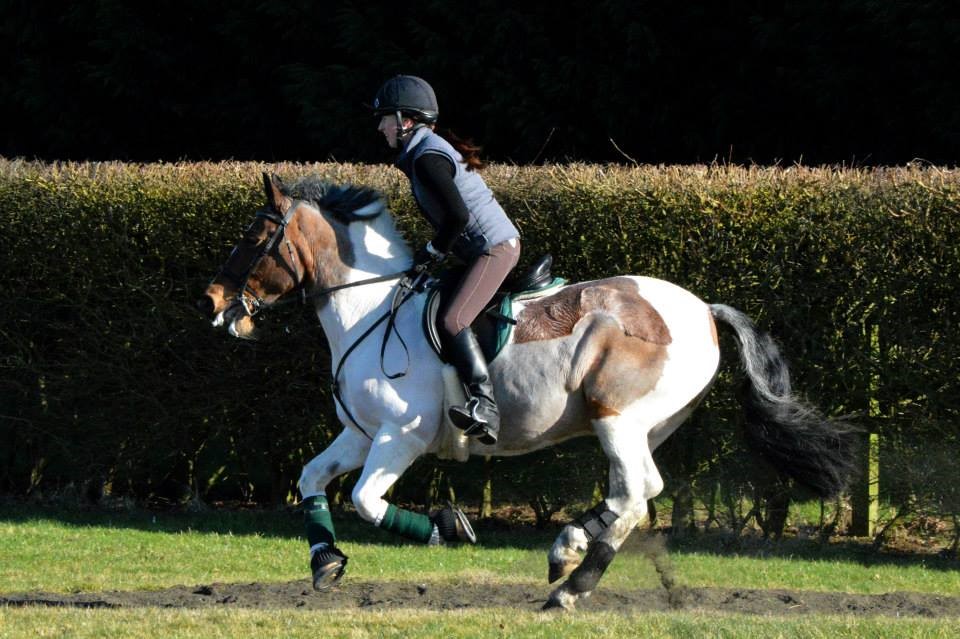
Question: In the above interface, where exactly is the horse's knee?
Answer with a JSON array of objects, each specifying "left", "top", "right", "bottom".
[
  {"left": 298, "top": 458, "right": 340, "bottom": 497},
  {"left": 351, "top": 483, "right": 387, "bottom": 523},
  {"left": 645, "top": 473, "right": 665, "bottom": 502},
  {"left": 574, "top": 501, "right": 643, "bottom": 549},
  {"left": 298, "top": 464, "right": 322, "bottom": 497}
]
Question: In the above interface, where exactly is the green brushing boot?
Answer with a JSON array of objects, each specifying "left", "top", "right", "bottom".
[{"left": 303, "top": 494, "right": 347, "bottom": 591}]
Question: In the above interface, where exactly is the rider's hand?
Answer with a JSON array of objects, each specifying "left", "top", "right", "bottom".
[{"left": 413, "top": 241, "right": 446, "bottom": 272}]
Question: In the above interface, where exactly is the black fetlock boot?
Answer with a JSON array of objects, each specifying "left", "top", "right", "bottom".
[{"left": 446, "top": 328, "right": 500, "bottom": 445}]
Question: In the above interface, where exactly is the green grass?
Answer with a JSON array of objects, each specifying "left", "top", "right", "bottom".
[
  {"left": 0, "top": 608, "right": 957, "bottom": 639},
  {"left": 1, "top": 505, "right": 956, "bottom": 595},
  {"left": 0, "top": 507, "right": 553, "bottom": 592},
  {"left": 1, "top": 505, "right": 958, "bottom": 638}
]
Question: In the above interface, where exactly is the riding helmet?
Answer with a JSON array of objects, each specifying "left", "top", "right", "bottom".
[{"left": 372, "top": 75, "right": 439, "bottom": 123}]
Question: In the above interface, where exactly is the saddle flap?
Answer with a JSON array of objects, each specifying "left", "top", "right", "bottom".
[{"left": 423, "top": 284, "right": 507, "bottom": 364}]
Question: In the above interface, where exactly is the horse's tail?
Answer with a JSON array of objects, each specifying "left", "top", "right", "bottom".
[{"left": 709, "top": 303, "right": 860, "bottom": 498}]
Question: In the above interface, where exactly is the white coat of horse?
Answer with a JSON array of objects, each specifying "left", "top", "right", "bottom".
[{"left": 200, "top": 174, "right": 858, "bottom": 610}]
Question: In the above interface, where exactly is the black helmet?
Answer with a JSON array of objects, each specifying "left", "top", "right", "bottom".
[{"left": 372, "top": 75, "right": 439, "bottom": 123}]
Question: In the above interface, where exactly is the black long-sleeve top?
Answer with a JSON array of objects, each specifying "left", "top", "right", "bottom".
[{"left": 414, "top": 153, "right": 469, "bottom": 254}]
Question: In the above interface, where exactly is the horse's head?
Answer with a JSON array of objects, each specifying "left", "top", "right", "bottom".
[
  {"left": 198, "top": 173, "right": 315, "bottom": 339},
  {"left": 199, "top": 173, "right": 399, "bottom": 339}
]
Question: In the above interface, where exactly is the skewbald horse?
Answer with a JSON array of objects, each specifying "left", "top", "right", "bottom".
[{"left": 199, "top": 174, "right": 859, "bottom": 611}]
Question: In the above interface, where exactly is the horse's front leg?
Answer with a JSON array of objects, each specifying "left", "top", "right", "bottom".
[
  {"left": 298, "top": 428, "right": 372, "bottom": 591},
  {"left": 352, "top": 420, "right": 477, "bottom": 546}
]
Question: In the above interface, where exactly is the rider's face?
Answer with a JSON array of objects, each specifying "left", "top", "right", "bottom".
[{"left": 377, "top": 115, "right": 413, "bottom": 149}]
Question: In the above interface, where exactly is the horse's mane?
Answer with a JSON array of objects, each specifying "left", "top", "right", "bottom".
[{"left": 281, "top": 176, "right": 384, "bottom": 224}]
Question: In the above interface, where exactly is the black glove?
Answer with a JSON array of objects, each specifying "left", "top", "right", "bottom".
[{"left": 413, "top": 242, "right": 446, "bottom": 271}]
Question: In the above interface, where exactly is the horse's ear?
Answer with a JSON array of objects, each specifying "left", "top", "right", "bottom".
[{"left": 262, "top": 172, "right": 285, "bottom": 212}]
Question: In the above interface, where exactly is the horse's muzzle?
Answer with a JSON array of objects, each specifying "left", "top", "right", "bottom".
[{"left": 197, "top": 283, "right": 231, "bottom": 320}]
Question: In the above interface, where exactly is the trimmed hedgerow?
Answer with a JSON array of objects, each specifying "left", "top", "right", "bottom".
[{"left": 0, "top": 160, "right": 957, "bottom": 536}]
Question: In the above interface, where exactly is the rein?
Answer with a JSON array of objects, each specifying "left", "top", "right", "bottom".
[
  {"left": 268, "top": 268, "right": 430, "bottom": 442},
  {"left": 242, "top": 265, "right": 426, "bottom": 441},
  {"left": 328, "top": 272, "right": 428, "bottom": 440},
  {"left": 227, "top": 198, "right": 411, "bottom": 313}
]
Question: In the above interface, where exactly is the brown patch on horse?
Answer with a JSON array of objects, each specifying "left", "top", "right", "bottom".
[
  {"left": 587, "top": 398, "right": 621, "bottom": 418},
  {"left": 581, "top": 319, "right": 669, "bottom": 419},
  {"left": 290, "top": 202, "right": 354, "bottom": 293},
  {"left": 515, "top": 277, "right": 672, "bottom": 346}
]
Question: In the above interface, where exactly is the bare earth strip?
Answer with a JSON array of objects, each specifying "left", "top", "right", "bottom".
[{"left": 2, "top": 581, "right": 959, "bottom": 617}]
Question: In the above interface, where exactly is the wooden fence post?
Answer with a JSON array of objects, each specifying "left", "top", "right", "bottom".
[
  {"left": 850, "top": 323, "right": 881, "bottom": 537},
  {"left": 850, "top": 431, "right": 879, "bottom": 536}
]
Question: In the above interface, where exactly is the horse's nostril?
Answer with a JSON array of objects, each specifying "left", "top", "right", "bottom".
[{"left": 196, "top": 296, "right": 215, "bottom": 318}]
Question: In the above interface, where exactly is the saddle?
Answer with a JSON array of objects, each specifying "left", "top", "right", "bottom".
[{"left": 422, "top": 254, "right": 564, "bottom": 363}]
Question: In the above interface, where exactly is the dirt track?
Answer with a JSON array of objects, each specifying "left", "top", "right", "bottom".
[{"left": 3, "top": 580, "right": 959, "bottom": 617}]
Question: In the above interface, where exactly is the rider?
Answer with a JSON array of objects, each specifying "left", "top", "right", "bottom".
[{"left": 373, "top": 74, "right": 520, "bottom": 445}]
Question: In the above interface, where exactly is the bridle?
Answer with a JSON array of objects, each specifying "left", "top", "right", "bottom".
[{"left": 215, "top": 199, "right": 306, "bottom": 317}]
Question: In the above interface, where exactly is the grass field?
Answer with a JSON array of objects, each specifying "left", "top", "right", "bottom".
[
  {"left": 1, "top": 504, "right": 958, "bottom": 638},
  {"left": 2, "top": 608, "right": 957, "bottom": 639}
]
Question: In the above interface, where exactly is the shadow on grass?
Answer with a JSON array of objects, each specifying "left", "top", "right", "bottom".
[
  {"left": 1, "top": 502, "right": 956, "bottom": 573},
  {"left": 0, "top": 500, "right": 554, "bottom": 549},
  {"left": 645, "top": 531, "right": 960, "bottom": 574}
]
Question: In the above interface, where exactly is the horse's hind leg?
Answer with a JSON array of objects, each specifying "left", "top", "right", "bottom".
[{"left": 544, "top": 414, "right": 664, "bottom": 611}]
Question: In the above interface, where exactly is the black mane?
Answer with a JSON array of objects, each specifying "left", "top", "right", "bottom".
[{"left": 281, "top": 176, "right": 383, "bottom": 223}]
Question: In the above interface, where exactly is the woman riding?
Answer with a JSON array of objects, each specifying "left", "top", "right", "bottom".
[{"left": 373, "top": 74, "right": 520, "bottom": 445}]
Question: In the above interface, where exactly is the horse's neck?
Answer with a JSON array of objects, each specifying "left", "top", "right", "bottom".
[{"left": 313, "top": 218, "right": 412, "bottom": 354}]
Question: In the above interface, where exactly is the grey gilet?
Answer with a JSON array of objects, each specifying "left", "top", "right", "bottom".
[{"left": 395, "top": 127, "right": 519, "bottom": 260}]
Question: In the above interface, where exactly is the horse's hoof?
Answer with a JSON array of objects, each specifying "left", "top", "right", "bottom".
[
  {"left": 432, "top": 503, "right": 477, "bottom": 544},
  {"left": 542, "top": 586, "right": 577, "bottom": 611},
  {"left": 311, "top": 546, "right": 348, "bottom": 592},
  {"left": 542, "top": 597, "right": 565, "bottom": 611}
]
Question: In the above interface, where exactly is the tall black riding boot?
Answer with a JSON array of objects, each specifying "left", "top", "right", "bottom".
[{"left": 447, "top": 328, "right": 500, "bottom": 445}]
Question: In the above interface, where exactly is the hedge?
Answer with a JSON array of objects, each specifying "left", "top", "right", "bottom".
[{"left": 1, "top": 160, "right": 957, "bottom": 538}]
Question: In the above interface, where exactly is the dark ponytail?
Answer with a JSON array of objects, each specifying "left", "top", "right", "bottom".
[{"left": 437, "top": 128, "right": 485, "bottom": 171}]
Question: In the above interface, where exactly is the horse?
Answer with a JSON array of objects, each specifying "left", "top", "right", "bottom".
[{"left": 198, "top": 173, "right": 859, "bottom": 611}]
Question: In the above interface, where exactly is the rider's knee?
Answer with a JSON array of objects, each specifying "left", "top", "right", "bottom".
[{"left": 440, "top": 315, "right": 466, "bottom": 341}]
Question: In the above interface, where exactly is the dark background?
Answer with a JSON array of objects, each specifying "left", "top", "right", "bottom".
[{"left": 3, "top": 0, "right": 959, "bottom": 166}]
